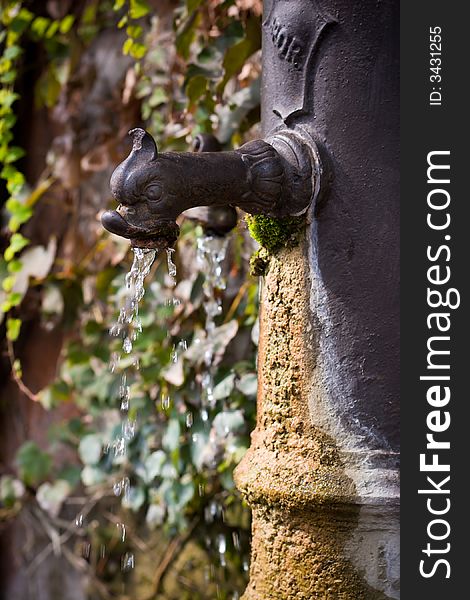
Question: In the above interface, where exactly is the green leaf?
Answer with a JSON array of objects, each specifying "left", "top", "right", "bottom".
[
  {"left": 117, "top": 15, "right": 128, "bottom": 28},
  {"left": 0, "top": 70, "right": 17, "bottom": 84},
  {"left": 162, "top": 418, "right": 181, "bottom": 452},
  {"left": 78, "top": 434, "right": 102, "bottom": 465},
  {"left": 31, "top": 16, "right": 51, "bottom": 38},
  {"left": 114, "top": 0, "right": 127, "bottom": 10},
  {"left": 187, "top": 0, "right": 204, "bottom": 12},
  {"left": 237, "top": 372, "right": 257, "bottom": 397},
  {"left": 2, "top": 275, "right": 15, "bottom": 292},
  {"left": 129, "top": 42, "right": 147, "bottom": 59},
  {"left": 7, "top": 259, "right": 22, "bottom": 273},
  {"left": 0, "top": 90, "right": 19, "bottom": 108},
  {"left": 147, "top": 87, "right": 168, "bottom": 107},
  {"left": 176, "top": 11, "right": 201, "bottom": 60},
  {"left": 45, "top": 20, "right": 59, "bottom": 39},
  {"left": 4, "top": 45, "right": 22, "bottom": 60},
  {"left": 59, "top": 15, "right": 75, "bottom": 34},
  {"left": 126, "top": 24, "right": 143, "bottom": 39},
  {"left": 9, "top": 9, "right": 34, "bottom": 35},
  {"left": 145, "top": 450, "right": 166, "bottom": 481},
  {"left": 16, "top": 442, "right": 52, "bottom": 487},
  {"left": 81, "top": 465, "right": 106, "bottom": 486},
  {"left": 4, "top": 146, "right": 25, "bottom": 163},
  {"left": 129, "top": 0, "right": 150, "bottom": 19},
  {"left": 219, "top": 15, "right": 261, "bottom": 92},
  {"left": 57, "top": 465, "right": 81, "bottom": 487},
  {"left": 213, "top": 373, "right": 236, "bottom": 400},
  {"left": 4, "top": 233, "right": 30, "bottom": 261},
  {"left": 36, "top": 480, "right": 71, "bottom": 517},
  {"left": 213, "top": 410, "right": 245, "bottom": 436},
  {"left": 122, "top": 485, "right": 146, "bottom": 511},
  {"left": 0, "top": 475, "right": 25, "bottom": 508},
  {"left": 6, "top": 317, "right": 21, "bottom": 341},
  {"left": 186, "top": 74, "right": 207, "bottom": 105},
  {"left": 122, "top": 38, "right": 133, "bottom": 55}
]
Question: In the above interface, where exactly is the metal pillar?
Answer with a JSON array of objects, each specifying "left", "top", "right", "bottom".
[{"left": 234, "top": 1, "right": 399, "bottom": 598}]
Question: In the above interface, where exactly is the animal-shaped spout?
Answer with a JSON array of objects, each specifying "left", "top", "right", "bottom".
[{"left": 102, "top": 127, "right": 320, "bottom": 249}]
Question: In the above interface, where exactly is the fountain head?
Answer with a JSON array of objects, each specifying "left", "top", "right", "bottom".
[{"left": 102, "top": 126, "right": 322, "bottom": 249}]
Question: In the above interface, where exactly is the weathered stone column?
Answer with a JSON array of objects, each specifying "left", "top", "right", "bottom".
[{"left": 235, "top": 0, "right": 399, "bottom": 598}]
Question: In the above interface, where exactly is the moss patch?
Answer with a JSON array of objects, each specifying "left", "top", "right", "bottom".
[{"left": 246, "top": 214, "right": 305, "bottom": 276}]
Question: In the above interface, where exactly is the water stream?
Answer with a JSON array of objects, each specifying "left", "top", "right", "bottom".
[
  {"left": 196, "top": 235, "right": 229, "bottom": 422},
  {"left": 74, "top": 234, "right": 244, "bottom": 593},
  {"left": 109, "top": 247, "right": 157, "bottom": 571}
]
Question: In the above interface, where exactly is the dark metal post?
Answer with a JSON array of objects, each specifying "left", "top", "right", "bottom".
[{"left": 235, "top": 1, "right": 400, "bottom": 598}]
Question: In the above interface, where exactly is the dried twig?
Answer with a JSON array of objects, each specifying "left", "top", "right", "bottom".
[
  {"left": 7, "top": 338, "right": 39, "bottom": 402},
  {"left": 140, "top": 517, "right": 199, "bottom": 600}
]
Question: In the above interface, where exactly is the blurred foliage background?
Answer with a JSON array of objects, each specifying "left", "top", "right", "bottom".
[{"left": 0, "top": 1, "right": 262, "bottom": 598}]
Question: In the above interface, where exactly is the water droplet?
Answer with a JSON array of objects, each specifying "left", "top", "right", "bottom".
[
  {"left": 243, "top": 558, "right": 249, "bottom": 572},
  {"left": 232, "top": 531, "right": 240, "bottom": 550},
  {"left": 121, "top": 551, "right": 135, "bottom": 572},
  {"left": 161, "top": 395, "right": 170, "bottom": 410},
  {"left": 198, "top": 483, "right": 205, "bottom": 497},
  {"left": 82, "top": 542, "right": 91, "bottom": 559},
  {"left": 116, "top": 522, "right": 126, "bottom": 542},
  {"left": 109, "top": 351, "right": 120, "bottom": 372},
  {"left": 123, "top": 419, "right": 136, "bottom": 441},
  {"left": 109, "top": 323, "right": 121, "bottom": 337},
  {"left": 75, "top": 514, "right": 84, "bottom": 528},
  {"left": 100, "top": 544, "right": 106, "bottom": 559},
  {"left": 218, "top": 534, "right": 226, "bottom": 554},
  {"left": 123, "top": 337, "right": 132, "bottom": 354},
  {"left": 186, "top": 412, "right": 193, "bottom": 428},
  {"left": 166, "top": 247, "right": 177, "bottom": 283}
]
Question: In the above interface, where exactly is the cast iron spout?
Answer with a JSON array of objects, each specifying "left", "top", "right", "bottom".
[{"left": 102, "top": 127, "right": 321, "bottom": 249}]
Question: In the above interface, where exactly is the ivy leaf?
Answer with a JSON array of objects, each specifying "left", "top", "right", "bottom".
[
  {"left": 129, "top": 0, "right": 150, "bottom": 19},
  {"left": 213, "top": 373, "right": 236, "bottom": 400},
  {"left": 219, "top": 15, "right": 261, "bottom": 92},
  {"left": 162, "top": 418, "right": 181, "bottom": 452},
  {"left": 122, "top": 485, "right": 146, "bottom": 511},
  {"left": 3, "top": 45, "right": 22, "bottom": 61},
  {"left": 186, "top": 0, "right": 204, "bottom": 12},
  {"left": 36, "top": 480, "right": 71, "bottom": 517},
  {"left": 6, "top": 317, "right": 21, "bottom": 341},
  {"left": 59, "top": 15, "right": 75, "bottom": 34},
  {"left": 237, "top": 372, "right": 257, "bottom": 397},
  {"left": 31, "top": 16, "right": 51, "bottom": 38},
  {"left": 186, "top": 74, "right": 207, "bottom": 105},
  {"left": 16, "top": 442, "right": 52, "bottom": 487},
  {"left": 146, "top": 503, "right": 165, "bottom": 527},
  {"left": 4, "top": 233, "right": 30, "bottom": 261},
  {"left": 145, "top": 450, "right": 166, "bottom": 481},
  {"left": 0, "top": 475, "right": 25, "bottom": 508},
  {"left": 78, "top": 434, "right": 102, "bottom": 465},
  {"left": 176, "top": 11, "right": 201, "bottom": 60},
  {"left": 213, "top": 410, "right": 245, "bottom": 437}
]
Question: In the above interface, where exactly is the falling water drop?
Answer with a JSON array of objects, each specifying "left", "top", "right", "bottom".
[
  {"left": 232, "top": 531, "right": 240, "bottom": 551},
  {"left": 116, "top": 522, "right": 126, "bottom": 542},
  {"left": 166, "top": 248, "right": 177, "bottom": 283},
  {"left": 186, "top": 412, "right": 193, "bottom": 428},
  {"left": 121, "top": 551, "right": 135, "bottom": 572}
]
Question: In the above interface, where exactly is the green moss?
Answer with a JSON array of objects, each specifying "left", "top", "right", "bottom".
[
  {"left": 246, "top": 214, "right": 304, "bottom": 254},
  {"left": 249, "top": 247, "right": 270, "bottom": 276}
]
